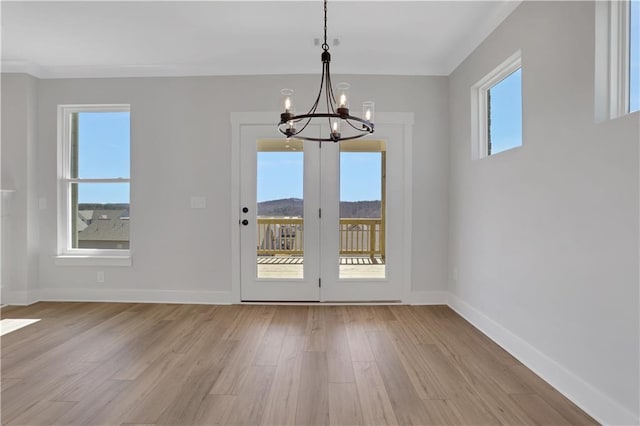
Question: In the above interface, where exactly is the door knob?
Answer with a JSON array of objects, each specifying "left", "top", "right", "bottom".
[{"left": 241, "top": 219, "right": 249, "bottom": 226}]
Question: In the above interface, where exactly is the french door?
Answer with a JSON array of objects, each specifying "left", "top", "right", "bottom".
[{"left": 238, "top": 120, "right": 406, "bottom": 302}]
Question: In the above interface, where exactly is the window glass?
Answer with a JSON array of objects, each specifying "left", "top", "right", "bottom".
[
  {"left": 73, "top": 183, "right": 130, "bottom": 249},
  {"left": 630, "top": 0, "right": 639, "bottom": 112},
  {"left": 63, "top": 107, "right": 130, "bottom": 252},
  {"left": 339, "top": 146, "right": 386, "bottom": 279},
  {"left": 488, "top": 68, "right": 522, "bottom": 155},
  {"left": 76, "top": 112, "right": 130, "bottom": 179}
]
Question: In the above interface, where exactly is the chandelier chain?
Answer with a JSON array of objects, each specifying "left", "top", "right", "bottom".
[{"left": 322, "top": 0, "right": 329, "bottom": 51}]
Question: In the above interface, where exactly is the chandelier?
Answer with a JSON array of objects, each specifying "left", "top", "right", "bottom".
[{"left": 278, "top": 0, "right": 375, "bottom": 143}]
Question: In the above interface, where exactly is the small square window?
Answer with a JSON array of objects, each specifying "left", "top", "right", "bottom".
[{"left": 471, "top": 51, "right": 522, "bottom": 159}]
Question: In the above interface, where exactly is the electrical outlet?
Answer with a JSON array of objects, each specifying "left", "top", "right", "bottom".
[
  {"left": 453, "top": 267, "right": 458, "bottom": 282},
  {"left": 190, "top": 196, "right": 206, "bottom": 209},
  {"left": 97, "top": 271, "right": 105, "bottom": 283}
]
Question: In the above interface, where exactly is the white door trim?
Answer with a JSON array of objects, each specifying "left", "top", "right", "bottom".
[{"left": 230, "top": 111, "right": 413, "bottom": 304}]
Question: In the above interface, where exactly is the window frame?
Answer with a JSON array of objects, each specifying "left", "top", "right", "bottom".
[
  {"left": 597, "top": 0, "right": 637, "bottom": 119},
  {"left": 56, "top": 104, "right": 131, "bottom": 262},
  {"left": 471, "top": 50, "right": 522, "bottom": 160},
  {"left": 612, "top": 0, "right": 631, "bottom": 116}
]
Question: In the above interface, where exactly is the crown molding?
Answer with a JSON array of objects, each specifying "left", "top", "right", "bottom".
[
  {"left": 1, "top": 61, "right": 451, "bottom": 79},
  {"left": 1, "top": 60, "right": 45, "bottom": 78}
]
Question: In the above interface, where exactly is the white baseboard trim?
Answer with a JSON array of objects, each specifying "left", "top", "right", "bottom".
[
  {"left": 1, "top": 290, "right": 41, "bottom": 306},
  {"left": 409, "top": 290, "right": 449, "bottom": 305},
  {"left": 448, "top": 293, "right": 638, "bottom": 426},
  {"left": 37, "top": 288, "right": 233, "bottom": 305}
]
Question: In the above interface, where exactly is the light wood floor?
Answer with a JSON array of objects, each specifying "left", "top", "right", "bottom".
[{"left": 0, "top": 303, "right": 597, "bottom": 425}]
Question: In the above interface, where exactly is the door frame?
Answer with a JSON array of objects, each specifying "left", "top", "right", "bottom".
[{"left": 230, "top": 111, "right": 414, "bottom": 303}]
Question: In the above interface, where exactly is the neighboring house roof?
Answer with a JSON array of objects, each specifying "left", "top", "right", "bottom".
[
  {"left": 78, "top": 209, "right": 129, "bottom": 241},
  {"left": 77, "top": 210, "right": 93, "bottom": 232}
]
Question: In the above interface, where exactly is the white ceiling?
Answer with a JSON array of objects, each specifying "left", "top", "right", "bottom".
[{"left": 1, "top": 1, "right": 520, "bottom": 78}]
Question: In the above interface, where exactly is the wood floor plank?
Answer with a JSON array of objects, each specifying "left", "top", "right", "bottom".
[
  {"left": 254, "top": 307, "right": 289, "bottom": 366},
  {"left": 209, "top": 306, "right": 274, "bottom": 395},
  {"left": 383, "top": 320, "right": 445, "bottom": 400},
  {"left": 388, "top": 306, "right": 438, "bottom": 345},
  {"left": 421, "top": 399, "right": 466, "bottom": 425},
  {"left": 328, "top": 382, "right": 363, "bottom": 426},
  {"left": 325, "top": 306, "right": 355, "bottom": 383},
  {"left": 510, "top": 393, "right": 574, "bottom": 425},
  {"left": 303, "top": 305, "right": 326, "bottom": 352},
  {"left": 124, "top": 317, "right": 234, "bottom": 424},
  {"left": 260, "top": 335, "right": 305, "bottom": 426},
  {"left": 295, "top": 351, "right": 330, "bottom": 426},
  {"left": 285, "top": 306, "right": 309, "bottom": 336},
  {"left": 7, "top": 400, "right": 76, "bottom": 426},
  {"left": 0, "top": 303, "right": 597, "bottom": 426},
  {"left": 153, "top": 340, "right": 237, "bottom": 425},
  {"left": 509, "top": 364, "right": 599, "bottom": 425},
  {"left": 191, "top": 395, "right": 236, "bottom": 426},
  {"left": 344, "top": 307, "right": 375, "bottom": 362},
  {"left": 352, "top": 361, "right": 399, "bottom": 426},
  {"left": 366, "top": 331, "right": 435, "bottom": 425},
  {"left": 225, "top": 366, "right": 276, "bottom": 426},
  {"left": 52, "top": 379, "right": 131, "bottom": 425},
  {"left": 68, "top": 353, "right": 183, "bottom": 425}
]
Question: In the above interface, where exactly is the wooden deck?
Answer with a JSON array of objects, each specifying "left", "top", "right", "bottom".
[
  {"left": 0, "top": 303, "right": 596, "bottom": 425},
  {"left": 257, "top": 256, "right": 386, "bottom": 279}
]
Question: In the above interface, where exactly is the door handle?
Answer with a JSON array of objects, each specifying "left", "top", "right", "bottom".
[{"left": 241, "top": 219, "right": 249, "bottom": 226}]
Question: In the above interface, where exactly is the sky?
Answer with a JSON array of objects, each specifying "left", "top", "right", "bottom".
[
  {"left": 257, "top": 151, "right": 382, "bottom": 202},
  {"left": 488, "top": 68, "right": 522, "bottom": 155},
  {"left": 77, "top": 111, "right": 130, "bottom": 204}
]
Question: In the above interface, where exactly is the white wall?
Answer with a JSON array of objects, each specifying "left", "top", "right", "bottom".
[
  {"left": 1, "top": 73, "right": 39, "bottom": 305},
  {"left": 0, "top": 74, "right": 449, "bottom": 303},
  {"left": 448, "top": 1, "right": 639, "bottom": 423}
]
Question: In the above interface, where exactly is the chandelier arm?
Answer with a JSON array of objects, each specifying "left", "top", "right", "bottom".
[
  {"left": 326, "top": 63, "right": 338, "bottom": 110},
  {"left": 306, "top": 55, "right": 328, "bottom": 116},
  {"left": 295, "top": 116, "right": 314, "bottom": 135},
  {"left": 345, "top": 119, "right": 365, "bottom": 132}
]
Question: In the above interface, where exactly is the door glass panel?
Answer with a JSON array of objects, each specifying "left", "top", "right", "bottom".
[
  {"left": 339, "top": 140, "right": 386, "bottom": 279},
  {"left": 256, "top": 139, "right": 304, "bottom": 279}
]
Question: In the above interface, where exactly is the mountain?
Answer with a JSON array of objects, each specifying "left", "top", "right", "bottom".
[
  {"left": 257, "top": 198, "right": 381, "bottom": 218},
  {"left": 257, "top": 198, "right": 303, "bottom": 216}
]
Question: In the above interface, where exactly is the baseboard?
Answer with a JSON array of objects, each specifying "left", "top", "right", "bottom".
[
  {"left": 409, "top": 290, "right": 449, "bottom": 305},
  {"left": 448, "top": 293, "right": 638, "bottom": 426},
  {"left": 36, "top": 288, "right": 234, "bottom": 305},
  {"left": 1, "top": 289, "right": 41, "bottom": 306}
]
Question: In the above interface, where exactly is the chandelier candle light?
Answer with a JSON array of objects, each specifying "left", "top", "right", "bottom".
[{"left": 278, "top": 0, "right": 375, "bottom": 142}]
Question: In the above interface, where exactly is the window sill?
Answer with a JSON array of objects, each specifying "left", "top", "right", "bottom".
[{"left": 54, "top": 255, "right": 131, "bottom": 267}]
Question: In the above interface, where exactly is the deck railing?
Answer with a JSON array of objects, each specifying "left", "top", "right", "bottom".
[{"left": 257, "top": 217, "right": 384, "bottom": 260}]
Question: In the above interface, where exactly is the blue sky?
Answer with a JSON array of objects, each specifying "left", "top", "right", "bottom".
[
  {"left": 488, "top": 68, "right": 522, "bottom": 155},
  {"left": 631, "top": 0, "right": 639, "bottom": 112},
  {"left": 257, "top": 151, "right": 381, "bottom": 202},
  {"left": 77, "top": 111, "right": 130, "bottom": 204}
]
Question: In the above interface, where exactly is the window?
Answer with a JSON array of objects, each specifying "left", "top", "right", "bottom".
[
  {"left": 58, "top": 105, "right": 130, "bottom": 259},
  {"left": 597, "top": 0, "right": 639, "bottom": 119},
  {"left": 471, "top": 51, "right": 522, "bottom": 159},
  {"left": 630, "top": 0, "right": 639, "bottom": 112}
]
